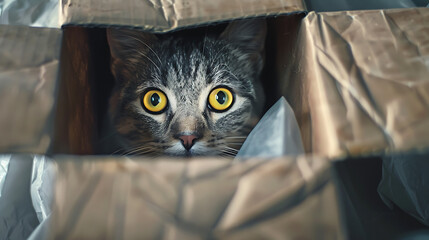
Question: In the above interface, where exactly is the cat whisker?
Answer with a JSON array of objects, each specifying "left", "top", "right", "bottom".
[
  {"left": 111, "top": 148, "right": 126, "bottom": 155},
  {"left": 218, "top": 64, "right": 242, "bottom": 83},
  {"left": 221, "top": 152, "right": 236, "bottom": 157},
  {"left": 220, "top": 151, "right": 236, "bottom": 157},
  {"left": 224, "top": 140, "right": 245, "bottom": 144},
  {"left": 226, "top": 143, "right": 244, "bottom": 146},
  {"left": 121, "top": 140, "right": 172, "bottom": 156},
  {"left": 127, "top": 35, "right": 162, "bottom": 65},
  {"left": 124, "top": 150, "right": 155, "bottom": 157},
  {"left": 135, "top": 50, "right": 161, "bottom": 72},
  {"left": 202, "top": 30, "right": 207, "bottom": 56},
  {"left": 131, "top": 150, "right": 156, "bottom": 156},
  {"left": 224, "top": 146, "right": 239, "bottom": 151},
  {"left": 225, "top": 141, "right": 245, "bottom": 143},
  {"left": 126, "top": 148, "right": 156, "bottom": 155},
  {"left": 215, "top": 69, "right": 240, "bottom": 83},
  {"left": 225, "top": 136, "right": 248, "bottom": 139},
  {"left": 221, "top": 148, "right": 238, "bottom": 156},
  {"left": 219, "top": 150, "right": 234, "bottom": 155},
  {"left": 122, "top": 146, "right": 156, "bottom": 156},
  {"left": 210, "top": 44, "right": 229, "bottom": 65}
]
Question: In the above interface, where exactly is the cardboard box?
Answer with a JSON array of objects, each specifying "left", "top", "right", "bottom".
[
  {"left": 1, "top": 0, "right": 429, "bottom": 239},
  {"left": 0, "top": 25, "right": 61, "bottom": 154},
  {"left": 49, "top": 156, "right": 340, "bottom": 239}
]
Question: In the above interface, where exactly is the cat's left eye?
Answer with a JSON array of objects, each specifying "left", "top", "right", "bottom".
[
  {"left": 208, "top": 87, "right": 234, "bottom": 112},
  {"left": 142, "top": 89, "right": 168, "bottom": 114}
]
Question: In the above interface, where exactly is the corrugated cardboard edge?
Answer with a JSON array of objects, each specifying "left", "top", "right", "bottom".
[{"left": 61, "top": 0, "right": 305, "bottom": 32}]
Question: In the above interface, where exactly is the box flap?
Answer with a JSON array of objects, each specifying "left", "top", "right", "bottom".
[
  {"left": 48, "top": 156, "right": 343, "bottom": 239},
  {"left": 1, "top": 0, "right": 426, "bottom": 29},
  {"left": 61, "top": 0, "right": 304, "bottom": 32},
  {"left": 0, "top": 25, "right": 62, "bottom": 154},
  {"left": 301, "top": 8, "right": 429, "bottom": 157}
]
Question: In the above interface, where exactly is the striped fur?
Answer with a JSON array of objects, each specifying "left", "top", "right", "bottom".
[{"left": 106, "top": 19, "right": 266, "bottom": 157}]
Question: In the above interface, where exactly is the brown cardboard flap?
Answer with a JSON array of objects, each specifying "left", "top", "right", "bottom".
[
  {"left": 49, "top": 156, "right": 343, "bottom": 239},
  {"left": 0, "top": 25, "right": 62, "bottom": 154},
  {"left": 302, "top": 8, "right": 429, "bottom": 157},
  {"left": 62, "top": 0, "right": 304, "bottom": 31}
]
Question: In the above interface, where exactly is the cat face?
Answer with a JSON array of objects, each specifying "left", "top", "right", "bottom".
[{"left": 107, "top": 19, "right": 266, "bottom": 157}]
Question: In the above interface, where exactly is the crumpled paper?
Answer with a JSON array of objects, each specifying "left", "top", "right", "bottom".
[
  {"left": 0, "top": 155, "right": 56, "bottom": 240},
  {"left": 0, "top": 155, "right": 10, "bottom": 198},
  {"left": 236, "top": 97, "right": 304, "bottom": 159},
  {"left": 31, "top": 156, "right": 55, "bottom": 222},
  {"left": 378, "top": 152, "right": 429, "bottom": 226},
  {"left": 0, "top": 155, "right": 40, "bottom": 239},
  {"left": 0, "top": 0, "right": 59, "bottom": 28},
  {"left": 27, "top": 156, "right": 56, "bottom": 240}
]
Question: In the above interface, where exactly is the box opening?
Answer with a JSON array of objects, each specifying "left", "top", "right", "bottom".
[{"left": 53, "top": 13, "right": 309, "bottom": 155}]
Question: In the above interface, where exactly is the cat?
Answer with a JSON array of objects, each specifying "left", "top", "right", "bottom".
[{"left": 105, "top": 19, "right": 266, "bottom": 157}]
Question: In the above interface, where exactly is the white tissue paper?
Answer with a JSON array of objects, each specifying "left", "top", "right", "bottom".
[
  {"left": 0, "top": 155, "right": 39, "bottom": 239},
  {"left": 31, "top": 156, "right": 55, "bottom": 222},
  {"left": 0, "top": 155, "right": 56, "bottom": 240},
  {"left": 28, "top": 156, "right": 56, "bottom": 240},
  {"left": 236, "top": 97, "right": 305, "bottom": 159},
  {"left": 0, "top": 155, "right": 11, "bottom": 198}
]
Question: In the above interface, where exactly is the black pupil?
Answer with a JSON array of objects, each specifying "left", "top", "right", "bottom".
[
  {"left": 151, "top": 93, "right": 160, "bottom": 106},
  {"left": 216, "top": 91, "right": 227, "bottom": 105}
]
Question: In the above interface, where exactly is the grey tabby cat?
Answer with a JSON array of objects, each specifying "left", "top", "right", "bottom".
[{"left": 106, "top": 19, "right": 266, "bottom": 157}]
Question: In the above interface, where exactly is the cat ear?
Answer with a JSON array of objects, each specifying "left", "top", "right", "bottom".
[
  {"left": 106, "top": 28, "right": 158, "bottom": 61},
  {"left": 220, "top": 18, "right": 267, "bottom": 55}
]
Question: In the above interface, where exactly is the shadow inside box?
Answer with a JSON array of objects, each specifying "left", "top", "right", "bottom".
[
  {"left": 333, "top": 155, "right": 429, "bottom": 240},
  {"left": 305, "top": 0, "right": 428, "bottom": 12}
]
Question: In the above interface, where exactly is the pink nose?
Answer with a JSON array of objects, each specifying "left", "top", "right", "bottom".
[{"left": 179, "top": 135, "right": 198, "bottom": 151}]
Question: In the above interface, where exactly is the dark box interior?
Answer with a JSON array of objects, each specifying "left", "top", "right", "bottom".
[{"left": 333, "top": 153, "right": 429, "bottom": 240}]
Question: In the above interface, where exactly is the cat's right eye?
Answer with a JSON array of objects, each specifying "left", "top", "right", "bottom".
[{"left": 141, "top": 89, "right": 168, "bottom": 114}]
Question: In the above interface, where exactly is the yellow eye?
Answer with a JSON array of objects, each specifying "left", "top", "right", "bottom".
[
  {"left": 142, "top": 89, "right": 168, "bottom": 113},
  {"left": 208, "top": 87, "right": 234, "bottom": 112}
]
